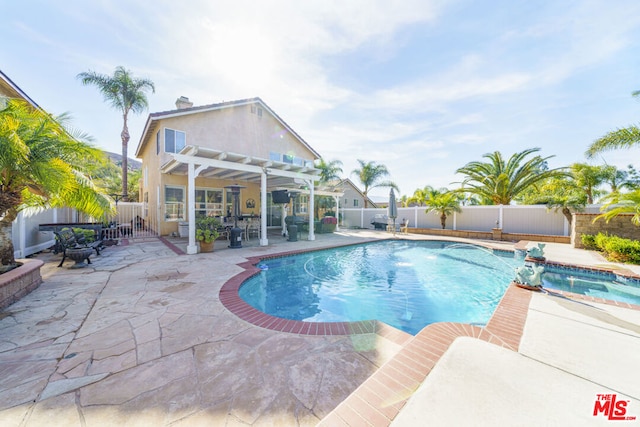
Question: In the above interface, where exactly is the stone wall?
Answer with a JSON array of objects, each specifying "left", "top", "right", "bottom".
[{"left": 571, "top": 213, "right": 640, "bottom": 248}]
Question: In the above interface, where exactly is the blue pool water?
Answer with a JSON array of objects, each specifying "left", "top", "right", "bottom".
[
  {"left": 239, "top": 241, "right": 640, "bottom": 335},
  {"left": 541, "top": 267, "right": 640, "bottom": 305},
  {"left": 239, "top": 240, "right": 522, "bottom": 334}
]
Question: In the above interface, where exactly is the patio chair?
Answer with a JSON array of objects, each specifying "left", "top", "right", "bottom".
[
  {"left": 245, "top": 218, "right": 260, "bottom": 241},
  {"left": 400, "top": 219, "right": 409, "bottom": 234}
]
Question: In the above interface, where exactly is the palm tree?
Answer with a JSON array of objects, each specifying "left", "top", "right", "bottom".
[
  {"left": 351, "top": 159, "right": 399, "bottom": 208},
  {"left": 454, "top": 148, "right": 567, "bottom": 205},
  {"left": 586, "top": 90, "right": 640, "bottom": 158},
  {"left": 316, "top": 158, "right": 343, "bottom": 184},
  {"left": 0, "top": 99, "right": 114, "bottom": 267},
  {"left": 424, "top": 191, "right": 463, "bottom": 229},
  {"left": 570, "top": 163, "right": 609, "bottom": 204},
  {"left": 77, "top": 66, "right": 155, "bottom": 201},
  {"left": 600, "top": 164, "right": 640, "bottom": 193},
  {"left": 407, "top": 185, "right": 446, "bottom": 206},
  {"left": 517, "top": 176, "right": 587, "bottom": 226},
  {"left": 314, "top": 159, "right": 343, "bottom": 217},
  {"left": 597, "top": 189, "right": 640, "bottom": 225}
]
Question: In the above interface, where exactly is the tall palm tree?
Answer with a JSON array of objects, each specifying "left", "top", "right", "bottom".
[
  {"left": 454, "top": 148, "right": 567, "bottom": 205},
  {"left": 77, "top": 66, "right": 155, "bottom": 201},
  {"left": 351, "top": 159, "right": 399, "bottom": 208},
  {"left": 0, "top": 99, "right": 114, "bottom": 267},
  {"left": 586, "top": 90, "right": 640, "bottom": 158},
  {"left": 424, "top": 191, "right": 463, "bottom": 229}
]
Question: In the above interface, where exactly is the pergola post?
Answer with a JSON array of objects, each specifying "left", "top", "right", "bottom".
[
  {"left": 307, "top": 180, "right": 315, "bottom": 241},
  {"left": 260, "top": 172, "right": 268, "bottom": 246},
  {"left": 186, "top": 162, "right": 207, "bottom": 255},
  {"left": 186, "top": 162, "right": 198, "bottom": 254}
]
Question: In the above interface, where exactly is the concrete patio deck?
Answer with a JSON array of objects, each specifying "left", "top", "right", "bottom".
[{"left": 1, "top": 230, "right": 639, "bottom": 425}]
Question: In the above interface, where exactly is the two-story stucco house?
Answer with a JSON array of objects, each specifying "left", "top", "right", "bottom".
[{"left": 135, "top": 96, "right": 334, "bottom": 254}]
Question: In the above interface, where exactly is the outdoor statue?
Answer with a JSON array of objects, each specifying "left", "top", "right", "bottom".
[
  {"left": 526, "top": 243, "right": 546, "bottom": 260},
  {"left": 513, "top": 264, "right": 545, "bottom": 289}
]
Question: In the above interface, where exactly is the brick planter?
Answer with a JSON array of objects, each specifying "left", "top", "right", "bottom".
[{"left": 0, "top": 258, "right": 44, "bottom": 310}]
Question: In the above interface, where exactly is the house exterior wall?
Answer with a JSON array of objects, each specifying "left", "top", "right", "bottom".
[
  {"left": 340, "top": 185, "right": 366, "bottom": 209},
  {"left": 337, "top": 181, "right": 376, "bottom": 210},
  {"left": 156, "top": 104, "right": 317, "bottom": 167},
  {"left": 138, "top": 100, "right": 319, "bottom": 236}
]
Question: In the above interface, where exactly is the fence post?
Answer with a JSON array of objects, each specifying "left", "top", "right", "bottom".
[{"left": 360, "top": 208, "right": 364, "bottom": 229}]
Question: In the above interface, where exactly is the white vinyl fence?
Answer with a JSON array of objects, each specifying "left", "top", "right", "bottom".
[
  {"left": 12, "top": 203, "right": 158, "bottom": 259},
  {"left": 340, "top": 205, "right": 603, "bottom": 236}
]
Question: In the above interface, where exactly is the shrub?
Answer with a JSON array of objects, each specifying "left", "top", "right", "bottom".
[
  {"left": 591, "top": 233, "right": 640, "bottom": 264},
  {"left": 581, "top": 234, "right": 597, "bottom": 250},
  {"left": 69, "top": 227, "right": 96, "bottom": 243}
]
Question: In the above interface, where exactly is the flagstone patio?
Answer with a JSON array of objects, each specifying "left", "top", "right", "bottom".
[
  {"left": 0, "top": 231, "right": 409, "bottom": 426},
  {"left": 2, "top": 230, "right": 639, "bottom": 426}
]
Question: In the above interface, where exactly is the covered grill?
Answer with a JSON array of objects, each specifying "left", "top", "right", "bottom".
[{"left": 370, "top": 214, "right": 389, "bottom": 230}]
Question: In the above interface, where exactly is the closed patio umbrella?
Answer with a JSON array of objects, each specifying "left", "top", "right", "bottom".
[{"left": 388, "top": 188, "right": 397, "bottom": 235}]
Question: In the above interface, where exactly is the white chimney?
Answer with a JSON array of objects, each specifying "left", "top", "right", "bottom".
[{"left": 175, "top": 96, "right": 193, "bottom": 109}]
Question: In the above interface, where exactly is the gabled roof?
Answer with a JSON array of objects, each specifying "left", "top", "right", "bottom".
[
  {"left": 135, "top": 97, "right": 321, "bottom": 159},
  {"left": 0, "top": 69, "right": 40, "bottom": 108},
  {"left": 335, "top": 178, "right": 378, "bottom": 208}
]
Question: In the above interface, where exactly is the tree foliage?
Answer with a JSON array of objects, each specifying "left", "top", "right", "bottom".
[
  {"left": 77, "top": 66, "right": 154, "bottom": 201},
  {"left": 454, "top": 148, "right": 567, "bottom": 205},
  {"left": 424, "top": 190, "right": 463, "bottom": 229},
  {"left": 316, "top": 158, "right": 343, "bottom": 184},
  {"left": 351, "top": 159, "right": 399, "bottom": 208},
  {"left": 586, "top": 90, "right": 640, "bottom": 158},
  {"left": 0, "top": 99, "right": 114, "bottom": 266},
  {"left": 597, "top": 189, "right": 640, "bottom": 226}
]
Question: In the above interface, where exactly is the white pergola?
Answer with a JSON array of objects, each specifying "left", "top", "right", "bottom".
[{"left": 160, "top": 145, "right": 342, "bottom": 254}]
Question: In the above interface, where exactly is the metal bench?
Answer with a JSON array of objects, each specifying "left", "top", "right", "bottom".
[{"left": 54, "top": 229, "right": 103, "bottom": 267}]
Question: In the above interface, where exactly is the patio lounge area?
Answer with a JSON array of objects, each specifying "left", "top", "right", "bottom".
[{"left": 1, "top": 230, "right": 639, "bottom": 425}]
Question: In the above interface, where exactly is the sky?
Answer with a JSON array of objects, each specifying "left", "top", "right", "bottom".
[{"left": 3, "top": 0, "right": 640, "bottom": 201}]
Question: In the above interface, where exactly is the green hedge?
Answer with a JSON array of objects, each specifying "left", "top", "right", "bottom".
[{"left": 582, "top": 233, "right": 640, "bottom": 264}]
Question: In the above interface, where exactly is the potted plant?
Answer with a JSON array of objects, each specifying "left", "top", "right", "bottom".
[
  {"left": 195, "top": 216, "right": 221, "bottom": 252},
  {"left": 320, "top": 216, "right": 337, "bottom": 233}
]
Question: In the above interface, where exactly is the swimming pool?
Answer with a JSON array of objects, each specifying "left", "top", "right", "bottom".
[{"left": 239, "top": 240, "right": 522, "bottom": 334}]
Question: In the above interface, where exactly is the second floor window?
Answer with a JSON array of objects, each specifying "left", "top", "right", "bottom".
[{"left": 165, "top": 128, "right": 186, "bottom": 153}]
